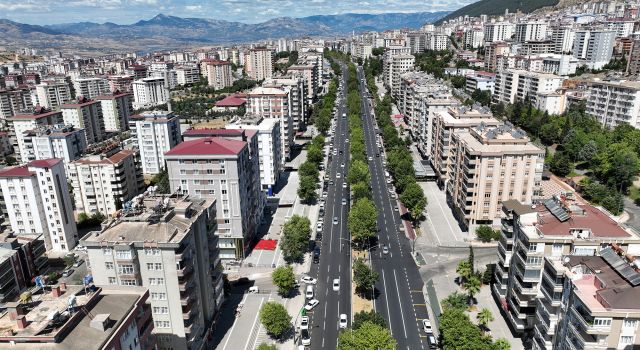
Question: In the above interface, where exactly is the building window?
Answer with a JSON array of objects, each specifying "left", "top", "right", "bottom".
[
  {"left": 151, "top": 292, "right": 167, "bottom": 300},
  {"left": 105, "top": 262, "right": 114, "bottom": 269},
  {"left": 122, "top": 279, "right": 137, "bottom": 286},
  {"left": 116, "top": 250, "right": 132, "bottom": 259},
  {"left": 623, "top": 319, "right": 637, "bottom": 329},
  {"left": 102, "top": 247, "right": 112, "bottom": 255},
  {"left": 144, "top": 248, "right": 160, "bottom": 255},
  {"left": 108, "top": 277, "right": 117, "bottom": 284},
  {"left": 153, "top": 307, "right": 169, "bottom": 314},
  {"left": 620, "top": 336, "right": 634, "bottom": 345},
  {"left": 154, "top": 321, "right": 171, "bottom": 328},
  {"left": 118, "top": 264, "right": 134, "bottom": 274},
  {"left": 594, "top": 318, "right": 612, "bottom": 327}
]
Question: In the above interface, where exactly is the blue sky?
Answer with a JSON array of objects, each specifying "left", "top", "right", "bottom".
[{"left": 0, "top": 0, "right": 474, "bottom": 25}]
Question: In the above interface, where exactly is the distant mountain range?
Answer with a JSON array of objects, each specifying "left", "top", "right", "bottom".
[
  {"left": 0, "top": 12, "right": 450, "bottom": 53},
  {"left": 438, "top": 0, "right": 559, "bottom": 23}
]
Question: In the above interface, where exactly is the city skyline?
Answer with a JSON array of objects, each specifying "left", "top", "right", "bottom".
[{"left": 0, "top": 0, "right": 473, "bottom": 25}]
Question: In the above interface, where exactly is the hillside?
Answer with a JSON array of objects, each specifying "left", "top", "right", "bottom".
[{"left": 438, "top": 0, "right": 559, "bottom": 22}]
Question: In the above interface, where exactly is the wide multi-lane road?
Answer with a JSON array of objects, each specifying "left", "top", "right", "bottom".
[
  {"left": 307, "top": 62, "right": 352, "bottom": 350},
  {"left": 356, "top": 66, "right": 431, "bottom": 350}
]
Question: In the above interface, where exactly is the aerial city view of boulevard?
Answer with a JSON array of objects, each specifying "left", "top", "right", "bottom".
[{"left": 1, "top": 0, "right": 640, "bottom": 349}]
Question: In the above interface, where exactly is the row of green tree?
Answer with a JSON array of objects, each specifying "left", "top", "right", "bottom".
[
  {"left": 297, "top": 135, "right": 326, "bottom": 204},
  {"left": 492, "top": 100, "right": 639, "bottom": 215}
]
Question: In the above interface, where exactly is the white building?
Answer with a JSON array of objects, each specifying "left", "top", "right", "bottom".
[
  {"left": 35, "top": 82, "right": 72, "bottom": 109},
  {"left": 427, "top": 33, "right": 449, "bottom": 51},
  {"left": 61, "top": 97, "right": 106, "bottom": 144},
  {"left": 72, "top": 77, "right": 111, "bottom": 99},
  {"left": 515, "top": 21, "right": 548, "bottom": 43},
  {"left": 245, "top": 48, "right": 274, "bottom": 81},
  {"left": 68, "top": 148, "right": 144, "bottom": 216},
  {"left": 551, "top": 25, "right": 575, "bottom": 54},
  {"left": 131, "top": 111, "right": 181, "bottom": 175},
  {"left": 8, "top": 108, "right": 64, "bottom": 163},
  {"left": 383, "top": 50, "right": 415, "bottom": 100},
  {"left": 0, "top": 159, "right": 78, "bottom": 252},
  {"left": 22, "top": 124, "right": 87, "bottom": 164},
  {"left": 492, "top": 69, "right": 567, "bottom": 109},
  {"left": 203, "top": 61, "right": 233, "bottom": 90},
  {"left": 132, "top": 77, "right": 170, "bottom": 110},
  {"left": 175, "top": 65, "right": 200, "bottom": 86},
  {"left": 483, "top": 22, "right": 514, "bottom": 43},
  {"left": 573, "top": 29, "right": 616, "bottom": 69},
  {"left": 463, "top": 28, "right": 485, "bottom": 49},
  {"left": 97, "top": 92, "right": 133, "bottom": 132},
  {"left": 586, "top": 80, "right": 640, "bottom": 129},
  {"left": 246, "top": 86, "right": 294, "bottom": 161}
]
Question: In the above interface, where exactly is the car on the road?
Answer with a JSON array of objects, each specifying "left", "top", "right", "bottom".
[
  {"left": 322, "top": 191, "right": 328, "bottom": 198},
  {"left": 341, "top": 198, "right": 347, "bottom": 206},
  {"left": 339, "top": 150, "right": 343, "bottom": 154},
  {"left": 332, "top": 278, "right": 340, "bottom": 291},
  {"left": 339, "top": 314, "right": 348, "bottom": 329},
  {"left": 368, "top": 156, "right": 373, "bottom": 161},
  {"left": 341, "top": 162, "right": 345, "bottom": 167},
  {"left": 316, "top": 222, "right": 323, "bottom": 232},
  {"left": 329, "top": 180, "right": 334, "bottom": 186},
  {"left": 342, "top": 182, "right": 347, "bottom": 189},
  {"left": 301, "top": 329, "right": 311, "bottom": 345},
  {"left": 422, "top": 319, "right": 433, "bottom": 334},
  {"left": 313, "top": 247, "right": 321, "bottom": 263},
  {"left": 427, "top": 334, "right": 437, "bottom": 349},
  {"left": 62, "top": 269, "right": 74, "bottom": 278},
  {"left": 305, "top": 285, "right": 314, "bottom": 299},
  {"left": 301, "top": 276, "right": 317, "bottom": 285},
  {"left": 73, "top": 259, "right": 84, "bottom": 268},
  {"left": 382, "top": 245, "right": 389, "bottom": 255},
  {"left": 304, "top": 299, "right": 320, "bottom": 311},
  {"left": 345, "top": 138, "right": 349, "bottom": 143},
  {"left": 386, "top": 178, "right": 393, "bottom": 184},
  {"left": 300, "top": 316, "right": 310, "bottom": 330},
  {"left": 333, "top": 217, "right": 338, "bottom": 225},
  {"left": 376, "top": 153, "right": 380, "bottom": 157},
  {"left": 336, "top": 173, "right": 341, "bottom": 178}
]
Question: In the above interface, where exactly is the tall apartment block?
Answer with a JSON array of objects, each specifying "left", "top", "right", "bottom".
[
  {"left": 8, "top": 108, "right": 64, "bottom": 163},
  {"left": 97, "top": 91, "right": 134, "bottom": 132},
  {"left": 264, "top": 76, "right": 307, "bottom": 131},
  {"left": 130, "top": 111, "right": 181, "bottom": 175},
  {"left": 492, "top": 69, "right": 566, "bottom": 106},
  {"left": 61, "top": 97, "right": 107, "bottom": 144},
  {"left": 383, "top": 50, "right": 415, "bottom": 100},
  {"left": 585, "top": 80, "right": 640, "bottom": 129},
  {"left": 35, "top": 82, "right": 72, "bottom": 109},
  {"left": 107, "top": 75, "right": 134, "bottom": 93},
  {"left": 288, "top": 64, "right": 318, "bottom": 104},
  {"left": 494, "top": 198, "right": 640, "bottom": 342},
  {"left": 573, "top": 29, "right": 616, "bottom": 70},
  {"left": 21, "top": 124, "right": 87, "bottom": 163},
  {"left": 515, "top": 21, "right": 549, "bottom": 43},
  {"left": 202, "top": 61, "right": 232, "bottom": 90},
  {"left": 0, "top": 88, "right": 33, "bottom": 120},
  {"left": 245, "top": 48, "right": 274, "bottom": 81},
  {"left": 483, "top": 22, "right": 514, "bottom": 43},
  {"left": 82, "top": 195, "right": 224, "bottom": 350},
  {"left": 0, "top": 159, "right": 78, "bottom": 252},
  {"left": 132, "top": 77, "right": 170, "bottom": 110},
  {"left": 73, "top": 77, "right": 111, "bottom": 99},
  {"left": 68, "top": 147, "right": 144, "bottom": 216},
  {"left": 430, "top": 106, "right": 499, "bottom": 187},
  {"left": 0, "top": 285, "right": 156, "bottom": 350},
  {"left": 165, "top": 136, "right": 264, "bottom": 260},
  {"left": 533, "top": 251, "right": 640, "bottom": 350},
  {"left": 176, "top": 65, "right": 200, "bottom": 86},
  {"left": 448, "top": 123, "right": 544, "bottom": 230},
  {"left": 246, "top": 86, "right": 293, "bottom": 161},
  {"left": 0, "top": 232, "right": 47, "bottom": 302}
]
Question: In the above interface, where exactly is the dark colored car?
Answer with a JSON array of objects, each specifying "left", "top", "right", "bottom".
[{"left": 313, "top": 247, "right": 320, "bottom": 263}]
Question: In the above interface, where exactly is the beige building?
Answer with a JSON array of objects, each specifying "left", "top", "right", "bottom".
[
  {"left": 97, "top": 91, "right": 133, "bottom": 132},
  {"left": 383, "top": 52, "right": 415, "bottom": 100},
  {"left": 246, "top": 86, "right": 293, "bottom": 161},
  {"left": 492, "top": 69, "right": 566, "bottom": 107},
  {"left": 68, "top": 147, "right": 144, "bottom": 216},
  {"left": 61, "top": 97, "right": 107, "bottom": 145},
  {"left": 82, "top": 195, "right": 223, "bottom": 350},
  {"left": 494, "top": 198, "right": 640, "bottom": 344},
  {"left": 0, "top": 88, "right": 33, "bottom": 120},
  {"left": 245, "top": 48, "right": 274, "bottom": 81},
  {"left": 35, "top": 82, "right": 72, "bottom": 109},
  {"left": 203, "top": 61, "right": 233, "bottom": 90},
  {"left": 165, "top": 136, "right": 264, "bottom": 260},
  {"left": 448, "top": 123, "right": 544, "bottom": 230},
  {"left": 430, "top": 106, "right": 499, "bottom": 186}
]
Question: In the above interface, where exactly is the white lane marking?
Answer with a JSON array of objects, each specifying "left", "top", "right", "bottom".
[
  {"left": 243, "top": 296, "right": 265, "bottom": 350},
  {"left": 394, "top": 268, "right": 408, "bottom": 339},
  {"left": 222, "top": 293, "right": 249, "bottom": 350},
  {"left": 382, "top": 269, "right": 392, "bottom": 336}
]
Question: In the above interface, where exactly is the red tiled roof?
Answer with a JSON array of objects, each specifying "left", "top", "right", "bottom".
[
  {"left": 61, "top": 96, "right": 98, "bottom": 108},
  {"left": 165, "top": 137, "right": 246, "bottom": 156},
  {"left": 215, "top": 95, "right": 246, "bottom": 107},
  {"left": 10, "top": 110, "right": 62, "bottom": 120},
  {"left": 28, "top": 158, "right": 62, "bottom": 168},
  {"left": 183, "top": 128, "right": 244, "bottom": 137},
  {"left": 0, "top": 166, "right": 33, "bottom": 178},
  {"left": 536, "top": 204, "right": 631, "bottom": 238}
]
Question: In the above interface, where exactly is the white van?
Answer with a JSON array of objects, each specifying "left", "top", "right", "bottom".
[{"left": 305, "top": 285, "right": 314, "bottom": 299}]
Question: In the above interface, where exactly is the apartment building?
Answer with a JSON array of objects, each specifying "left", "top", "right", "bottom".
[
  {"left": 35, "top": 82, "right": 72, "bottom": 109},
  {"left": 448, "top": 123, "right": 544, "bottom": 230},
  {"left": 245, "top": 48, "right": 274, "bottom": 81},
  {"left": 264, "top": 76, "right": 307, "bottom": 131},
  {"left": 73, "top": 77, "right": 111, "bottom": 99},
  {"left": 107, "top": 75, "right": 134, "bottom": 93},
  {"left": 8, "top": 108, "right": 64, "bottom": 163},
  {"left": 494, "top": 197, "right": 640, "bottom": 339},
  {"left": 131, "top": 111, "right": 181, "bottom": 175},
  {"left": 21, "top": 124, "right": 87, "bottom": 163},
  {"left": 203, "top": 61, "right": 232, "bottom": 90},
  {"left": 383, "top": 53, "right": 415, "bottom": 100},
  {"left": 0, "top": 88, "right": 33, "bottom": 120},
  {"left": 483, "top": 22, "right": 514, "bottom": 43},
  {"left": 426, "top": 32, "right": 450, "bottom": 51},
  {"left": 0, "top": 233, "right": 47, "bottom": 302},
  {"left": 246, "top": 86, "right": 293, "bottom": 161},
  {"left": 0, "top": 285, "right": 156, "bottom": 350},
  {"left": 398, "top": 72, "right": 448, "bottom": 141},
  {"left": 226, "top": 118, "right": 283, "bottom": 195},
  {"left": 431, "top": 106, "right": 500, "bottom": 187},
  {"left": 573, "top": 29, "right": 616, "bottom": 69},
  {"left": 492, "top": 69, "right": 566, "bottom": 108},
  {"left": 165, "top": 137, "right": 264, "bottom": 260},
  {"left": 551, "top": 25, "right": 576, "bottom": 54},
  {"left": 533, "top": 250, "right": 640, "bottom": 350},
  {"left": 485, "top": 41, "right": 510, "bottom": 71},
  {"left": 0, "top": 159, "right": 78, "bottom": 252},
  {"left": 515, "top": 21, "right": 549, "bottom": 43},
  {"left": 415, "top": 91, "right": 460, "bottom": 157},
  {"left": 627, "top": 37, "right": 640, "bottom": 76},
  {"left": 463, "top": 27, "right": 485, "bottom": 49},
  {"left": 586, "top": 79, "right": 640, "bottom": 129},
  {"left": 132, "top": 77, "right": 170, "bottom": 110},
  {"left": 97, "top": 91, "right": 133, "bottom": 132},
  {"left": 68, "top": 147, "right": 144, "bottom": 216},
  {"left": 176, "top": 65, "right": 200, "bottom": 86},
  {"left": 288, "top": 64, "right": 318, "bottom": 104},
  {"left": 61, "top": 97, "right": 107, "bottom": 144},
  {"left": 465, "top": 71, "right": 496, "bottom": 94}
]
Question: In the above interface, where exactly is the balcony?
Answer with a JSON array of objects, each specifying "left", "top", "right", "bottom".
[
  {"left": 568, "top": 321, "right": 607, "bottom": 349},
  {"left": 179, "top": 279, "right": 195, "bottom": 292},
  {"left": 570, "top": 306, "right": 610, "bottom": 335},
  {"left": 177, "top": 264, "right": 193, "bottom": 278}
]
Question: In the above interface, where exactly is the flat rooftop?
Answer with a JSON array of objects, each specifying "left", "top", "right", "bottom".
[{"left": 535, "top": 202, "right": 633, "bottom": 238}]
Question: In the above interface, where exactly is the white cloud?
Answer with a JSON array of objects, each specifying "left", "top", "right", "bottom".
[
  {"left": 185, "top": 4, "right": 202, "bottom": 12},
  {"left": 0, "top": 2, "right": 45, "bottom": 11}
]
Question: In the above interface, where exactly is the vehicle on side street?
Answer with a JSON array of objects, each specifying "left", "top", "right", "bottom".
[
  {"left": 382, "top": 245, "right": 389, "bottom": 255},
  {"left": 300, "top": 316, "right": 310, "bottom": 330},
  {"left": 301, "top": 276, "right": 317, "bottom": 285},
  {"left": 333, "top": 217, "right": 338, "bottom": 225},
  {"left": 305, "top": 285, "right": 314, "bottom": 299},
  {"left": 301, "top": 329, "right": 311, "bottom": 345},
  {"left": 423, "top": 319, "right": 433, "bottom": 334},
  {"left": 304, "top": 299, "right": 320, "bottom": 311}
]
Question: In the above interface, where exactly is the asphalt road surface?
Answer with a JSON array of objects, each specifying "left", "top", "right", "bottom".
[
  {"left": 306, "top": 62, "right": 352, "bottom": 350},
  {"left": 357, "top": 65, "right": 431, "bottom": 350}
]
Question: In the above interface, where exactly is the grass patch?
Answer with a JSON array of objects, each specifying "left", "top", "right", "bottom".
[{"left": 629, "top": 186, "right": 640, "bottom": 201}]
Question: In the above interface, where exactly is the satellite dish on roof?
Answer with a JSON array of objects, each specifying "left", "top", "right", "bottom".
[{"left": 563, "top": 256, "right": 571, "bottom": 263}]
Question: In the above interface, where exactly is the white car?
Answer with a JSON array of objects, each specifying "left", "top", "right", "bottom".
[
  {"left": 336, "top": 173, "right": 341, "bottom": 179},
  {"left": 316, "top": 223, "right": 323, "bottom": 232},
  {"left": 342, "top": 198, "right": 347, "bottom": 206},
  {"left": 305, "top": 285, "right": 314, "bottom": 299},
  {"left": 342, "top": 182, "right": 347, "bottom": 189},
  {"left": 300, "top": 316, "right": 310, "bottom": 330},
  {"left": 368, "top": 156, "right": 373, "bottom": 161},
  {"left": 301, "top": 276, "right": 318, "bottom": 285},
  {"left": 382, "top": 245, "right": 389, "bottom": 255},
  {"left": 304, "top": 299, "right": 320, "bottom": 311},
  {"left": 422, "top": 319, "right": 433, "bottom": 334},
  {"left": 339, "top": 314, "right": 348, "bottom": 329},
  {"left": 332, "top": 278, "right": 340, "bottom": 291},
  {"left": 345, "top": 138, "right": 350, "bottom": 143},
  {"left": 333, "top": 217, "right": 339, "bottom": 225},
  {"left": 341, "top": 162, "right": 345, "bottom": 167}
]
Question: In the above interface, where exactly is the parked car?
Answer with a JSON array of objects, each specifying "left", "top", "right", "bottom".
[
  {"left": 423, "top": 319, "right": 433, "bottom": 334},
  {"left": 301, "top": 329, "right": 311, "bottom": 345},
  {"left": 62, "top": 269, "right": 74, "bottom": 278},
  {"left": 339, "top": 314, "right": 348, "bottom": 329},
  {"left": 73, "top": 259, "right": 84, "bottom": 268},
  {"left": 304, "top": 299, "right": 320, "bottom": 311},
  {"left": 300, "top": 316, "right": 310, "bottom": 330},
  {"left": 301, "top": 276, "right": 318, "bottom": 285},
  {"left": 305, "top": 285, "right": 314, "bottom": 299}
]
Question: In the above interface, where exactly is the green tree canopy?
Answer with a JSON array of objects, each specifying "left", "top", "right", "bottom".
[
  {"left": 442, "top": 292, "right": 468, "bottom": 311},
  {"left": 400, "top": 182, "right": 427, "bottom": 222},
  {"left": 337, "top": 321, "right": 396, "bottom": 350},
  {"left": 353, "top": 310, "right": 387, "bottom": 330},
  {"left": 347, "top": 160, "right": 371, "bottom": 185},
  {"left": 280, "top": 215, "right": 311, "bottom": 262},
  {"left": 348, "top": 198, "right": 378, "bottom": 248},
  {"left": 351, "top": 182, "right": 372, "bottom": 202},
  {"left": 259, "top": 302, "right": 291, "bottom": 338},
  {"left": 271, "top": 265, "right": 296, "bottom": 296},
  {"left": 298, "top": 175, "right": 318, "bottom": 204},
  {"left": 353, "top": 258, "right": 379, "bottom": 294},
  {"left": 439, "top": 308, "right": 494, "bottom": 350}
]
